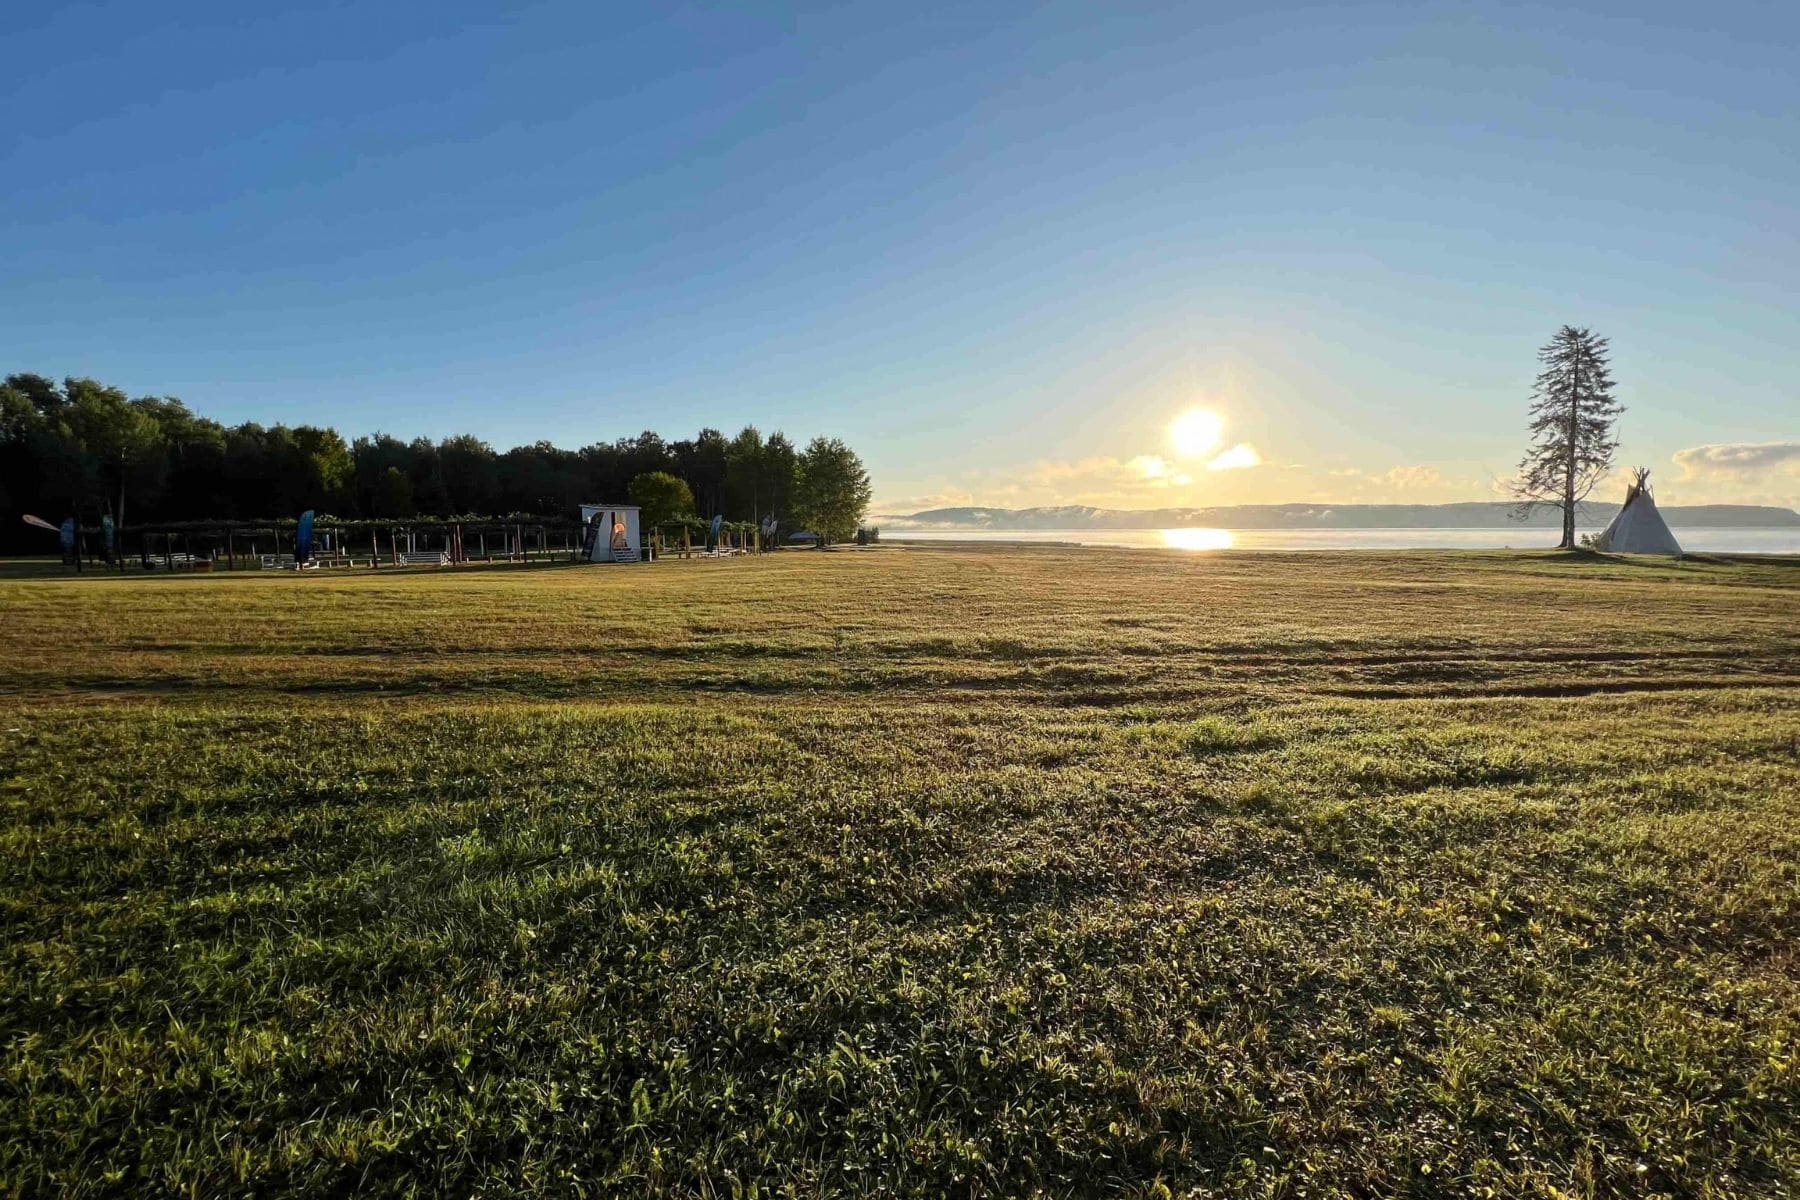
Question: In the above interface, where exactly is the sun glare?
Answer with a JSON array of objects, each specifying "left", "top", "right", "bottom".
[
  {"left": 1169, "top": 408, "right": 1225, "bottom": 459},
  {"left": 1161, "top": 527, "right": 1234, "bottom": 551}
]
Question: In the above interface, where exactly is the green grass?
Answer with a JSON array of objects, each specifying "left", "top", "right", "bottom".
[{"left": 1, "top": 547, "right": 1796, "bottom": 1197}]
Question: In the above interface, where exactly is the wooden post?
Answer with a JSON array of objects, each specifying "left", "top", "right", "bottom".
[{"left": 682, "top": 525, "right": 691, "bottom": 559}]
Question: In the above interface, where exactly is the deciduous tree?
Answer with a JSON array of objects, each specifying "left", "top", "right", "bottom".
[
  {"left": 61, "top": 379, "right": 166, "bottom": 525},
  {"left": 0, "top": 369, "right": 876, "bottom": 552},
  {"left": 629, "top": 471, "right": 695, "bottom": 532},
  {"left": 793, "top": 437, "right": 871, "bottom": 546}
]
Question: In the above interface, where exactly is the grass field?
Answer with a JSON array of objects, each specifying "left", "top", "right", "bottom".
[{"left": 2, "top": 546, "right": 1797, "bottom": 1197}]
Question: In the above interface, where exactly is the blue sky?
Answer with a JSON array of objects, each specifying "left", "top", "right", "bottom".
[{"left": 4, "top": 1, "right": 1796, "bottom": 510}]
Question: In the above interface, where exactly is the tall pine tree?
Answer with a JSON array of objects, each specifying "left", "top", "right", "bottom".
[{"left": 1512, "top": 326, "right": 1623, "bottom": 549}]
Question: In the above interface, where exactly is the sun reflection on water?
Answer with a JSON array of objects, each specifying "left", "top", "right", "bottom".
[{"left": 1159, "top": 527, "right": 1234, "bottom": 551}]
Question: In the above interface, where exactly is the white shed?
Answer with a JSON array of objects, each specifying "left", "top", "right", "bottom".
[{"left": 578, "top": 504, "right": 642, "bottom": 563}]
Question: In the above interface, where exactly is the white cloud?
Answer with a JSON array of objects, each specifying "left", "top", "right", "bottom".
[
  {"left": 1673, "top": 441, "right": 1800, "bottom": 477},
  {"left": 1205, "top": 443, "right": 1261, "bottom": 471}
]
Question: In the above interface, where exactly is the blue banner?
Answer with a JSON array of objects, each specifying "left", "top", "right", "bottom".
[
  {"left": 296, "top": 510, "right": 315, "bottom": 564},
  {"left": 59, "top": 517, "right": 76, "bottom": 566},
  {"left": 101, "top": 515, "right": 115, "bottom": 562},
  {"left": 707, "top": 513, "right": 722, "bottom": 553}
]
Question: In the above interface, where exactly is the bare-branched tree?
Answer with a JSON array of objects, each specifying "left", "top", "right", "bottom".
[{"left": 1512, "top": 325, "right": 1623, "bottom": 549}]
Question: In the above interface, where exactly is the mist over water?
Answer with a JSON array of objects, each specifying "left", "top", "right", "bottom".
[{"left": 889, "top": 528, "right": 1800, "bottom": 554}]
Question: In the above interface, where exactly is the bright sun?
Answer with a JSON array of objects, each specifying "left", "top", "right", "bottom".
[{"left": 1169, "top": 408, "right": 1225, "bottom": 459}]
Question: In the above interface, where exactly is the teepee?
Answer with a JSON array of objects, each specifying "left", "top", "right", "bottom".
[{"left": 1593, "top": 468, "right": 1682, "bottom": 555}]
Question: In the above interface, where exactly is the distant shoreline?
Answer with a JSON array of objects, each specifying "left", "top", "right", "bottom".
[
  {"left": 879, "top": 501, "right": 1800, "bottom": 532},
  {"left": 885, "top": 526, "right": 1800, "bottom": 554}
]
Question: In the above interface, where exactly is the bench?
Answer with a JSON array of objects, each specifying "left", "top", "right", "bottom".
[{"left": 144, "top": 552, "right": 204, "bottom": 569}]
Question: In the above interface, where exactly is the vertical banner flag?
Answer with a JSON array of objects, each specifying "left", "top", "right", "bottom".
[
  {"left": 581, "top": 513, "right": 601, "bottom": 561},
  {"left": 101, "top": 515, "right": 116, "bottom": 563},
  {"left": 707, "top": 514, "right": 722, "bottom": 553},
  {"left": 59, "top": 518, "right": 76, "bottom": 566},
  {"left": 296, "top": 510, "right": 315, "bottom": 565}
]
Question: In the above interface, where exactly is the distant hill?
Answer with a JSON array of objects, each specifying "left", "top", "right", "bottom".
[{"left": 880, "top": 502, "right": 1800, "bottom": 530}]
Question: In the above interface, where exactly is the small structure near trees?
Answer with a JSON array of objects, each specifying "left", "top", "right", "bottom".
[
  {"left": 578, "top": 504, "right": 641, "bottom": 563},
  {"left": 1592, "top": 469, "right": 1682, "bottom": 555}
]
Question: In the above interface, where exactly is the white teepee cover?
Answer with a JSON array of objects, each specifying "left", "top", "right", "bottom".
[{"left": 1594, "top": 469, "right": 1682, "bottom": 555}]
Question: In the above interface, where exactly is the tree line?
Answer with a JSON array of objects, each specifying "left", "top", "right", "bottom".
[{"left": 1, "top": 373, "right": 873, "bottom": 550}]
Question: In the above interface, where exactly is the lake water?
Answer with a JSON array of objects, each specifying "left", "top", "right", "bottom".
[{"left": 887, "top": 527, "right": 1800, "bottom": 554}]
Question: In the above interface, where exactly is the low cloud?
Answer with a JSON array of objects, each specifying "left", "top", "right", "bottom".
[
  {"left": 1673, "top": 442, "right": 1800, "bottom": 477},
  {"left": 1375, "top": 464, "right": 1442, "bottom": 490},
  {"left": 1022, "top": 445, "right": 1260, "bottom": 497},
  {"left": 899, "top": 449, "right": 1246, "bottom": 510},
  {"left": 1126, "top": 455, "right": 1193, "bottom": 485},
  {"left": 873, "top": 488, "right": 981, "bottom": 513},
  {"left": 1206, "top": 443, "right": 1261, "bottom": 471},
  {"left": 1027, "top": 454, "right": 1198, "bottom": 493}
]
